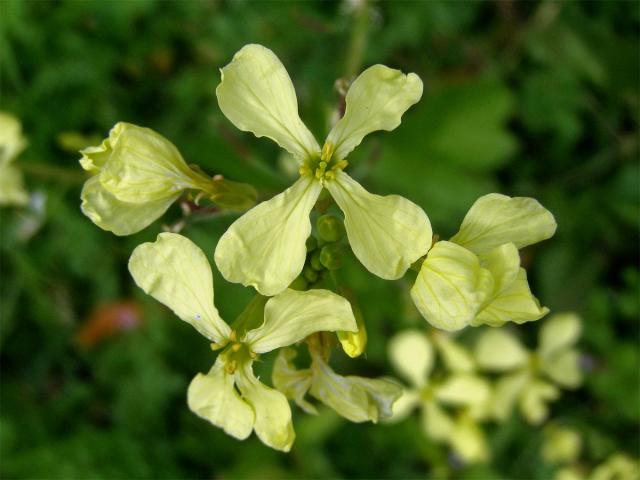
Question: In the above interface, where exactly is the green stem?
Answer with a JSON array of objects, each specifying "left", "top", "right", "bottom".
[
  {"left": 344, "top": 0, "right": 370, "bottom": 79},
  {"left": 21, "top": 163, "right": 86, "bottom": 184}
]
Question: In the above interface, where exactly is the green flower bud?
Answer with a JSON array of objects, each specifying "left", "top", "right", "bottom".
[
  {"left": 320, "top": 244, "right": 344, "bottom": 270},
  {"left": 303, "top": 265, "right": 319, "bottom": 283},
  {"left": 305, "top": 235, "right": 318, "bottom": 252},
  {"left": 316, "top": 214, "right": 345, "bottom": 242}
]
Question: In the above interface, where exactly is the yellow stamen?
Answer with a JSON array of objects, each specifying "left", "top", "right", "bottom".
[
  {"left": 231, "top": 342, "right": 242, "bottom": 352},
  {"left": 299, "top": 165, "right": 311, "bottom": 176},
  {"left": 334, "top": 159, "right": 348, "bottom": 170},
  {"left": 321, "top": 141, "right": 335, "bottom": 162}
]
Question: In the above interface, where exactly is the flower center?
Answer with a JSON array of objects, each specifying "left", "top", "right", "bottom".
[
  {"left": 299, "top": 141, "right": 348, "bottom": 183},
  {"left": 216, "top": 334, "right": 257, "bottom": 375}
]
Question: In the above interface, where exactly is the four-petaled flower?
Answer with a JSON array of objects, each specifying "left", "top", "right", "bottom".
[
  {"left": 411, "top": 193, "right": 557, "bottom": 331},
  {"left": 214, "top": 44, "right": 432, "bottom": 296},
  {"left": 388, "top": 330, "right": 492, "bottom": 464},
  {"left": 474, "top": 313, "right": 583, "bottom": 424},
  {"left": 128, "top": 232, "right": 358, "bottom": 451}
]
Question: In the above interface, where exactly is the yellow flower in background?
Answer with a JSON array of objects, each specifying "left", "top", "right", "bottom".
[
  {"left": 128, "top": 232, "right": 357, "bottom": 451},
  {"left": 590, "top": 454, "right": 640, "bottom": 480},
  {"left": 0, "top": 112, "right": 29, "bottom": 206},
  {"left": 411, "top": 193, "right": 557, "bottom": 331},
  {"left": 554, "top": 454, "right": 640, "bottom": 480},
  {"left": 387, "top": 329, "right": 491, "bottom": 464},
  {"left": 214, "top": 44, "right": 432, "bottom": 296},
  {"left": 542, "top": 425, "right": 583, "bottom": 465},
  {"left": 80, "top": 122, "right": 256, "bottom": 236},
  {"left": 474, "top": 313, "right": 583, "bottom": 424},
  {"left": 272, "top": 336, "right": 401, "bottom": 423}
]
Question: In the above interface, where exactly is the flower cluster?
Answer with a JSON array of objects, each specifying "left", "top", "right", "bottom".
[
  {"left": 77, "top": 44, "right": 563, "bottom": 452},
  {"left": 542, "top": 424, "right": 640, "bottom": 480},
  {"left": 388, "top": 313, "right": 584, "bottom": 464}
]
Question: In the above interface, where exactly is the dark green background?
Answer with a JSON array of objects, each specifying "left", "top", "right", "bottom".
[{"left": 1, "top": 1, "right": 638, "bottom": 478}]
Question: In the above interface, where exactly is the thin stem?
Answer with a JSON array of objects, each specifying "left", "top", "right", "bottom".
[
  {"left": 21, "top": 162, "right": 86, "bottom": 184},
  {"left": 344, "top": 0, "right": 370, "bottom": 79}
]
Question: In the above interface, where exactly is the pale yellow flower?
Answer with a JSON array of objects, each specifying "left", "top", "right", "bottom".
[
  {"left": 80, "top": 122, "right": 256, "bottom": 235},
  {"left": 387, "top": 329, "right": 491, "bottom": 463},
  {"left": 475, "top": 313, "right": 583, "bottom": 424},
  {"left": 411, "top": 194, "right": 556, "bottom": 331},
  {"left": 128, "top": 232, "right": 357, "bottom": 451},
  {"left": 272, "top": 334, "right": 401, "bottom": 423},
  {"left": 214, "top": 44, "right": 431, "bottom": 296}
]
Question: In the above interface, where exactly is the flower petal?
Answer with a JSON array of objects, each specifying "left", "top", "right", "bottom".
[
  {"left": 491, "top": 371, "right": 530, "bottom": 422},
  {"left": 538, "top": 312, "right": 582, "bottom": 359},
  {"left": 411, "top": 241, "right": 493, "bottom": 331},
  {"left": 129, "top": 233, "right": 231, "bottom": 344},
  {"left": 187, "top": 357, "right": 254, "bottom": 440},
  {"left": 474, "top": 269, "right": 549, "bottom": 327},
  {"left": 244, "top": 288, "right": 357, "bottom": 353},
  {"left": 235, "top": 362, "right": 295, "bottom": 452},
  {"left": 435, "top": 374, "right": 491, "bottom": 410},
  {"left": 326, "top": 65, "right": 423, "bottom": 161},
  {"left": 542, "top": 426, "right": 583, "bottom": 464},
  {"left": 519, "top": 379, "right": 559, "bottom": 425},
  {"left": 431, "top": 332, "right": 477, "bottom": 373},
  {"left": 450, "top": 193, "right": 557, "bottom": 255},
  {"left": 0, "top": 164, "right": 29, "bottom": 206},
  {"left": 474, "top": 329, "right": 529, "bottom": 372},
  {"left": 387, "top": 389, "right": 421, "bottom": 423},
  {"left": 0, "top": 112, "right": 27, "bottom": 166},
  {"left": 309, "top": 355, "right": 402, "bottom": 423},
  {"left": 216, "top": 44, "right": 320, "bottom": 161},
  {"left": 388, "top": 329, "right": 433, "bottom": 388},
  {"left": 449, "top": 415, "right": 489, "bottom": 463},
  {"left": 541, "top": 349, "right": 583, "bottom": 389},
  {"left": 479, "top": 243, "right": 521, "bottom": 300},
  {"left": 80, "top": 176, "right": 178, "bottom": 236},
  {"left": 214, "top": 176, "right": 322, "bottom": 296},
  {"left": 326, "top": 171, "right": 431, "bottom": 280},
  {"left": 421, "top": 400, "right": 454, "bottom": 441},
  {"left": 96, "top": 123, "right": 204, "bottom": 203},
  {"left": 272, "top": 348, "right": 317, "bottom": 415}
]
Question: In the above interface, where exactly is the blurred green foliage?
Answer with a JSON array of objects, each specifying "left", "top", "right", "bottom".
[{"left": 1, "top": 1, "right": 638, "bottom": 478}]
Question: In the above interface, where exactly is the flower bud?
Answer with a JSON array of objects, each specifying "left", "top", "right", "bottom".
[
  {"left": 79, "top": 122, "right": 256, "bottom": 235},
  {"left": 80, "top": 122, "right": 207, "bottom": 201},
  {"left": 303, "top": 265, "right": 319, "bottom": 284},
  {"left": 316, "top": 214, "right": 345, "bottom": 242},
  {"left": 320, "top": 244, "right": 344, "bottom": 270},
  {"left": 310, "top": 250, "right": 324, "bottom": 271},
  {"left": 338, "top": 304, "right": 367, "bottom": 358},
  {"left": 305, "top": 235, "right": 318, "bottom": 252}
]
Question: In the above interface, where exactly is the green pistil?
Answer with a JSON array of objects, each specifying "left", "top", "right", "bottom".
[{"left": 214, "top": 330, "right": 258, "bottom": 375}]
